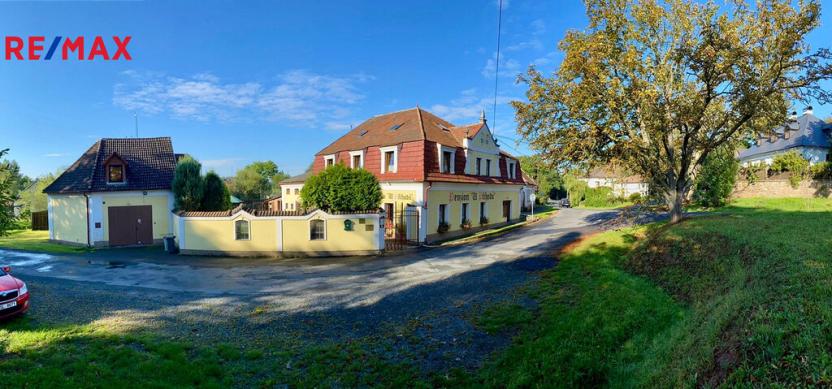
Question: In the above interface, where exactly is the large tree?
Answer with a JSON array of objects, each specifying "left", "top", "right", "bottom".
[
  {"left": 0, "top": 149, "right": 16, "bottom": 234},
  {"left": 231, "top": 160, "right": 289, "bottom": 201},
  {"left": 513, "top": 0, "right": 832, "bottom": 222}
]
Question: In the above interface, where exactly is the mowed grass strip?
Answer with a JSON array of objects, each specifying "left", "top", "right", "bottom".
[
  {"left": 0, "top": 230, "right": 91, "bottom": 254},
  {"left": 459, "top": 197, "right": 832, "bottom": 387}
]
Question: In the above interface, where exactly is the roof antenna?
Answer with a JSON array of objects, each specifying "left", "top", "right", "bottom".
[
  {"left": 492, "top": 0, "right": 503, "bottom": 133},
  {"left": 134, "top": 113, "right": 139, "bottom": 138}
]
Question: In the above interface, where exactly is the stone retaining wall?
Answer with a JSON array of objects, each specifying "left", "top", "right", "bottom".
[{"left": 732, "top": 179, "right": 832, "bottom": 199}]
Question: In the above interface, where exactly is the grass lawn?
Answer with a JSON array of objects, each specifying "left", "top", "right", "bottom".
[
  {"left": 450, "top": 197, "right": 832, "bottom": 387},
  {"left": 0, "top": 230, "right": 90, "bottom": 254},
  {"left": 0, "top": 318, "right": 425, "bottom": 387}
]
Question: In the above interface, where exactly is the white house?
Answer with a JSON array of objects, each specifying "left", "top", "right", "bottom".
[{"left": 738, "top": 107, "right": 832, "bottom": 166}]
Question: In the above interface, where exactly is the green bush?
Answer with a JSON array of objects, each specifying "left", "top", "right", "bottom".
[
  {"left": 201, "top": 172, "right": 231, "bottom": 211},
  {"left": 582, "top": 186, "right": 615, "bottom": 207},
  {"left": 300, "top": 164, "right": 382, "bottom": 212},
  {"left": 628, "top": 192, "right": 643, "bottom": 204},
  {"left": 770, "top": 151, "right": 809, "bottom": 188},
  {"left": 692, "top": 146, "right": 739, "bottom": 207},
  {"left": 810, "top": 161, "right": 832, "bottom": 179}
]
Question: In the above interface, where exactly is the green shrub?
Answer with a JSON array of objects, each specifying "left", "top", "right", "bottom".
[
  {"left": 582, "top": 186, "right": 615, "bottom": 207},
  {"left": 692, "top": 146, "right": 739, "bottom": 207},
  {"left": 437, "top": 221, "right": 450, "bottom": 233},
  {"left": 810, "top": 161, "right": 832, "bottom": 179},
  {"left": 770, "top": 151, "right": 809, "bottom": 188},
  {"left": 628, "top": 192, "right": 643, "bottom": 204},
  {"left": 172, "top": 156, "right": 204, "bottom": 211},
  {"left": 201, "top": 172, "right": 231, "bottom": 211},
  {"left": 300, "top": 164, "right": 382, "bottom": 212}
]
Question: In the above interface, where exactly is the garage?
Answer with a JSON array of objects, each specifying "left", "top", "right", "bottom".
[{"left": 108, "top": 205, "right": 153, "bottom": 246}]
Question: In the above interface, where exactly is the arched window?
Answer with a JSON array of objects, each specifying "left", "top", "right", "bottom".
[
  {"left": 309, "top": 219, "right": 325, "bottom": 240},
  {"left": 235, "top": 219, "right": 250, "bottom": 240}
]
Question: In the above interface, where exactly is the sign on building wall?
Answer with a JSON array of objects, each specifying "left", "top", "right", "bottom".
[{"left": 447, "top": 192, "right": 496, "bottom": 202}]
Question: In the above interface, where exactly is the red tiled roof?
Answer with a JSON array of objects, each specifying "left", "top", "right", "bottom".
[{"left": 316, "top": 107, "right": 485, "bottom": 155}]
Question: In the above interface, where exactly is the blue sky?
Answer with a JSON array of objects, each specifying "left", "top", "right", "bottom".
[{"left": 1, "top": 1, "right": 831, "bottom": 178}]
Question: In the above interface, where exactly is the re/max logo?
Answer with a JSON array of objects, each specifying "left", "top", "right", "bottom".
[{"left": 3, "top": 36, "right": 132, "bottom": 61}]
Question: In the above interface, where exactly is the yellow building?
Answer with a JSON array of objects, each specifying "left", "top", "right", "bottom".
[
  {"left": 44, "top": 137, "right": 177, "bottom": 247},
  {"left": 281, "top": 107, "right": 530, "bottom": 244}
]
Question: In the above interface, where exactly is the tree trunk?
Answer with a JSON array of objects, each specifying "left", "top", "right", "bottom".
[{"left": 665, "top": 188, "right": 685, "bottom": 224}]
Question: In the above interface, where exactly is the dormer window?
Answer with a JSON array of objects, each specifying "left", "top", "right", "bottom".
[
  {"left": 324, "top": 154, "right": 336, "bottom": 168},
  {"left": 349, "top": 150, "right": 364, "bottom": 169},
  {"left": 108, "top": 164, "right": 124, "bottom": 183},
  {"left": 437, "top": 144, "right": 456, "bottom": 174},
  {"left": 380, "top": 146, "right": 398, "bottom": 173},
  {"left": 104, "top": 153, "right": 126, "bottom": 184}
]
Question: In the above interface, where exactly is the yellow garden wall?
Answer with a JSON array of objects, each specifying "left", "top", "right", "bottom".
[
  {"left": 177, "top": 211, "right": 383, "bottom": 257},
  {"left": 49, "top": 194, "right": 88, "bottom": 245},
  {"left": 282, "top": 216, "right": 380, "bottom": 254},
  {"left": 184, "top": 217, "right": 277, "bottom": 254}
]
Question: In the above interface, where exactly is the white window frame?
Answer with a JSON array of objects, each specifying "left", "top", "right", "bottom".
[
  {"left": 309, "top": 218, "right": 326, "bottom": 241},
  {"left": 476, "top": 157, "right": 482, "bottom": 175},
  {"left": 234, "top": 219, "right": 251, "bottom": 241},
  {"left": 380, "top": 145, "right": 398, "bottom": 173},
  {"left": 507, "top": 161, "right": 516, "bottom": 179},
  {"left": 486, "top": 159, "right": 492, "bottom": 176},
  {"left": 349, "top": 150, "right": 364, "bottom": 169},
  {"left": 436, "top": 144, "right": 456, "bottom": 174},
  {"left": 324, "top": 154, "right": 336, "bottom": 168}
]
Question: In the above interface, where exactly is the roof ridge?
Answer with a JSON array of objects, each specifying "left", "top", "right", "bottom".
[
  {"left": 100, "top": 136, "right": 171, "bottom": 141},
  {"left": 372, "top": 106, "right": 418, "bottom": 117},
  {"left": 416, "top": 106, "right": 426, "bottom": 140}
]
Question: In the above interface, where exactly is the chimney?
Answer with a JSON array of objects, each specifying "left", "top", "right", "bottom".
[
  {"left": 804, "top": 106, "right": 814, "bottom": 116},
  {"left": 480, "top": 109, "right": 487, "bottom": 124}
]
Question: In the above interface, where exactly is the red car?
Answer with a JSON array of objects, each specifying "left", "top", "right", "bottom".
[{"left": 0, "top": 265, "right": 29, "bottom": 320}]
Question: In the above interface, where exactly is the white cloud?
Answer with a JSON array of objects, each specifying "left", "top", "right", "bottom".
[
  {"left": 429, "top": 88, "right": 517, "bottom": 125},
  {"left": 43, "top": 153, "right": 68, "bottom": 158},
  {"left": 481, "top": 52, "right": 522, "bottom": 79},
  {"left": 113, "top": 70, "right": 372, "bottom": 127}
]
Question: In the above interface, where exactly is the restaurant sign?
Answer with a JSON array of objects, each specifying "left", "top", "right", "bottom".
[{"left": 447, "top": 192, "right": 495, "bottom": 202}]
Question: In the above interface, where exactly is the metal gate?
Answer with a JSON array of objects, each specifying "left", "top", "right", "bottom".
[{"left": 384, "top": 204, "right": 421, "bottom": 251}]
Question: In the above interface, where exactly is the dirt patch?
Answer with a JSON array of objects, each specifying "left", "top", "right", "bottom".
[{"left": 698, "top": 321, "right": 744, "bottom": 387}]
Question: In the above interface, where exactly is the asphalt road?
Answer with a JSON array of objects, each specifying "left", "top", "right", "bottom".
[{"left": 2, "top": 208, "right": 620, "bottom": 312}]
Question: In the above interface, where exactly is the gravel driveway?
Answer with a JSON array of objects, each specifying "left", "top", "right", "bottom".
[{"left": 2, "top": 208, "right": 623, "bottom": 373}]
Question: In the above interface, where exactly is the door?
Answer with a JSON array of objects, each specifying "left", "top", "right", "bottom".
[
  {"left": 108, "top": 205, "right": 153, "bottom": 246},
  {"left": 502, "top": 200, "right": 511, "bottom": 223}
]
